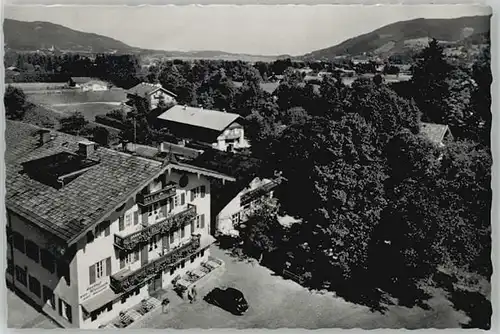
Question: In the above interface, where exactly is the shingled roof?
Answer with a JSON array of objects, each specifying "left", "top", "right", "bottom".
[
  {"left": 421, "top": 122, "right": 451, "bottom": 145},
  {"left": 6, "top": 120, "right": 165, "bottom": 244},
  {"left": 126, "top": 83, "right": 177, "bottom": 98},
  {"left": 158, "top": 105, "right": 242, "bottom": 132}
]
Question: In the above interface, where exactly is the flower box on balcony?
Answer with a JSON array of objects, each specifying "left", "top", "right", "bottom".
[
  {"left": 114, "top": 204, "right": 197, "bottom": 252},
  {"left": 110, "top": 235, "right": 201, "bottom": 293},
  {"left": 137, "top": 184, "right": 176, "bottom": 206}
]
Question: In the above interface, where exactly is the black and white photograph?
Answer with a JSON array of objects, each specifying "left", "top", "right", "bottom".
[{"left": 2, "top": 3, "right": 494, "bottom": 330}]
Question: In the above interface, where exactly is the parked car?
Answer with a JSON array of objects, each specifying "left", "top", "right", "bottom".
[{"left": 204, "top": 287, "right": 249, "bottom": 315}]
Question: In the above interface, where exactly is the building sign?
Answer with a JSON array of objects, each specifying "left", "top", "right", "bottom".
[{"left": 79, "top": 280, "right": 108, "bottom": 302}]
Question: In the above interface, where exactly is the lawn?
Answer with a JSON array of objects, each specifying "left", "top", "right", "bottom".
[
  {"left": 51, "top": 103, "right": 120, "bottom": 121},
  {"left": 26, "top": 88, "right": 127, "bottom": 105}
]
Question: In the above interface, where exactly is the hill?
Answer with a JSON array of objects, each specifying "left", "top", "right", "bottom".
[
  {"left": 4, "top": 19, "right": 138, "bottom": 53},
  {"left": 302, "top": 15, "right": 491, "bottom": 60}
]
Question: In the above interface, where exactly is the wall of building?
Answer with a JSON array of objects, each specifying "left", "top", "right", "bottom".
[
  {"left": 215, "top": 125, "right": 250, "bottom": 152},
  {"left": 150, "top": 90, "right": 176, "bottom": 109},
  {"left": 8, "top": 211, "right": 80, "bottom": 328}
]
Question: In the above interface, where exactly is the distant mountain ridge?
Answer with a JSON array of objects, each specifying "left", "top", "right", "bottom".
[
  {"left": 302, "top": 15, "right": 491, "bottom": 60},
  {"left": 4, "top": 19, "right": 136, "bottom": 53},
  {"left": 3, "top": 19, "right": 280, "bottom": 61}
]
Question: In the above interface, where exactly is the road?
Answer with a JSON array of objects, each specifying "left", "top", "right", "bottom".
[{"left": 139, "top": 245, "right": 469, "bottom": 329}]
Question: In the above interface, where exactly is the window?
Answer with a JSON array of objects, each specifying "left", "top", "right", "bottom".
[
  {"left": 149, "top": 203, "right": 161, "bottom": 217},
  {"left": 28, "top": 275, "right": 41, "bottom": 298},
  {"left": 231, "top": 213, "right": 240, "bottom": 226},
  {"left": 118, "top": 216, "right": 125, "bottom": 231},
  {"left": 180, "top": 225, "right": 185, "bottom": 238},
  {"left": 15, "top": 266, "right": 27, "bottom": 286},
  {"left": 43, "top": 285, "right": 55, "bottom": 309},
  {"left": 125, "top": 213, "right": 132, "bottom": 227},
  {"left": 120, "top": 251, "right": 139, "bottom": 269},
  {"left": 95, "top": 221, "right": 110, "bottom": 238},
  {"left": 191, "top": 186, "right": 205, "bottom": 201},
  {"left": 25, "top": 240, "right": 40, "bottom": 263},
  {"left": 180, "top": 193, "right": 186, "bottom": 205},
  {"left": 196, "top": 214, "right": 205, "bottom": 229},
  {"left": 58, "top": 298, "right": 72, "bottom": 323},
  {"left": 89, "top": 257, "right": 111, "bottom": 285},
  {"left": 149, "top": 235, "right": 159, "bottom": 251},
  {"left": 40, "top": 249, "right": 56, "bottom": 273},
  {"left": 13, "top": 232, "right": 25, "bottom": 253},
  {"left": 169, "top": 232, "right": 174, "bottom": 244}
]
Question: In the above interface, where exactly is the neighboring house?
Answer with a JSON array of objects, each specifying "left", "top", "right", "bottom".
[
  {"left": 126, "top": 83, "right": 177, "bottom": 110},
  {"left": 157, "top": 105, "right": 250, "bottom": 152},
  {"left": 421, "top": 122, "right": 453, "bottom": 147},
  {"left": 215, "top": 176, "right": 284, "bottom": 237},
  {"left": 5, "top": 120, "right": 234, "bottom": 329},
  {"left": 268, "top": 74, "right": 284, "bottom": 82},
  {"left": 69, "top": 77, "right": 109, "bottom": 91}
]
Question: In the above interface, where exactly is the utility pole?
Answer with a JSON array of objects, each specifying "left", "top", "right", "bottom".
[{"left": 133, "top": 115, "right": 137, "bottom": 151}]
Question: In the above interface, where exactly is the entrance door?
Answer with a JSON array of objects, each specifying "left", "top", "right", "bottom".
[{"left": 148, "top": 272, "right": 162, "bottom": 295}]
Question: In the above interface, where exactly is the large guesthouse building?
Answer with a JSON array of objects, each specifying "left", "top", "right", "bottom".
[{"left": 5, "top": 120, "right": 234, "bottom": 328}]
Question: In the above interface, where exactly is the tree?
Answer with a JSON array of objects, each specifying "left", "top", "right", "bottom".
[
  {"left": 411, "top": 38, "right": 454, "bottom": 124},
  {"left": 59, "top": 112, "right": 88, "bottom": 136},
  {"left": 93, "top": 126, "right": 110, "bottom": 146},
  {"left": 4, "top": 86, "right": 28, "bottom": 120},
  {"left": 276, "top": 114, "right": 387, "bottom": 282},
  {"left": 237, "top": 198, "right": 284, "bottom": 263}
]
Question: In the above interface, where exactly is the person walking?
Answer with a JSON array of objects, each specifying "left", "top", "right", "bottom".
[
  {"left": 162, "top": 297, "right": 170, "bottom": 313},
  {"left": 191, "top": 285, "right": 198, "bottom": 303}
]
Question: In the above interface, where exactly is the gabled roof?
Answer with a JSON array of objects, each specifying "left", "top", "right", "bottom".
[
  {"left": 421, "top": 122, "right": 451, "bottom": 145},
  {"left": 126, "top": 83, "right": 177, "bottom": 98},
  {"left": 6, "top": 120, "right": 164, "bottom": 244},
  {"left": 158, "top": 105, "right": 241, "bottom": 132},
  {"left": 6, "top": 121, "right": 234, "bottom": 245}
]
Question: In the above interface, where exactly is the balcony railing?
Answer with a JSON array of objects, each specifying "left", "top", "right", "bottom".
[
  {"left": 136, "top": 184, "right": 176, "bottom": 206},
  {"left": 241, "top": 179, "right": 280, "bottom": 206},
  {"left": 114, "top": 204, "right": 196, "bottom": 252},
  {"left": 110, "top": 235, "right": 201, "bottom": 293}
]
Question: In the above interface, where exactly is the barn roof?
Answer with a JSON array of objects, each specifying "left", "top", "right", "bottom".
[
  {"left": 158, "top": 105, "right": 241, "bottom": 132},
  {"left": 126, "top": 83, "right": 177, "bottom": 98},
  {"left": 421, "top": 122, "right": 451, "bottom": 145}
]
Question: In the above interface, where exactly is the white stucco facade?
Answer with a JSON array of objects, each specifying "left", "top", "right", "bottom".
[
  {"left": 7, "top": 166, "right": 219, "bottom": 329},
  {"left": 149, "top": 88, "right": 177, "bottom": 109},
  {"left": 215, "top": 177, "right": 277, "bottom": 236},
  {"left": 213, "top": 124, "right": 250, "bottom": 152}
]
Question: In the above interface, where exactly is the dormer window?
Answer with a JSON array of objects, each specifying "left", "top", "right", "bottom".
[{"left": 22, "top": 151, "right": 100, "bottom": 189}]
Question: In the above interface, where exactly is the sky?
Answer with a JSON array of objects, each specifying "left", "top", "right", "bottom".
[{"left": 5, "top": 4, "right": 492, "bottom": 56}]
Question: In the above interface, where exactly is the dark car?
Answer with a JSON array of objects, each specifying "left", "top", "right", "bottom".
[{"left": 204, "top": 287, "right": 249, "bottom": 315}]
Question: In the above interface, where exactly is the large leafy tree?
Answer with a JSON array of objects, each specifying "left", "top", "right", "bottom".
[
  {"left": 276, "top": 114, "right": 387, "bottom": 282},
  {"left": 411, "top": 38, "right": 454, "bottom": 124},
  {"left": 4, "top": 86, "right": 28, "bottom": 120}
]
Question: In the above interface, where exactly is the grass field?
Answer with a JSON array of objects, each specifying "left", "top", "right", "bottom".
[
  {"left": 7, "top": 82, "right": 67, "bottom": 91},
  {"left": 51, "top": 103, "right": 120, "bottom": 121},
  {"left": 26, "top": 89, "right": 127, "bottom": 105}
]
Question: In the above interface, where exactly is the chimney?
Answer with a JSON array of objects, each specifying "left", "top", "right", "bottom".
[
  {"left": 38, "top": 129, "right": 51, "bottom": 145},
  {"left": 78, "top": 141, "right": 95, "bottom": 158}
]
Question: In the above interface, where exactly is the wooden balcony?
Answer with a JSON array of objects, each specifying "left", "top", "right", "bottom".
[
  {"left": 241, "top": 179, "right": 280, "bottom": 206},
  {"left": 114, "top": 204, "right": 196, "bottom": 252},
  {"left": 110, "top": 235, "right": 201, "bottom": 293},
  {"left": 136, "top": 184, "right": 176, "bottom": 206}
]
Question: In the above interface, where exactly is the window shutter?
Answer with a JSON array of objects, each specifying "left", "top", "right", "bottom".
[
  {"left": 106, "top": 257, "right": 111, "bottom": 276},
  {"left": 89, "top": 264, "right": 96, "bottom": 285},
  {"left": 201, "top": 214, "right": 205, "bottom": 228},
  {"left": 133, "top": 211, "right": 139, "bottom": 225},
  {"left": 181, "top": 193, "right": 185, "bottom": 205},
  {"left": 190, "top": 189, "right": 195, "bottom": 201},
  {"left": 58, "top": 299, "right": 63, "bottom": 316},
  {"left": 118, "top": 216, "right": 124, "bottom": 231},
  {"left": 191, "top": 221, "right": 195, "bottom": 234},
  {"left": 66, "top": 304, "right": 72, "bottom": 323},
  {"left": 161, "top": 202, "right": 168, "bottom": 217},
  {"left": 201, "top": 186, "right": 206, "bottom": 198},
  {"left": 134, "top": 251, "right": 139, "bottom": 262},
  {"left": 105, "top": 223, "right": 110, "bottom": 236},
  {"left": 181, "top": 226, "right": 185, "bottom": 238},
  {"left": 120, "top": 257, "right": 125, "bottom": 269}
]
